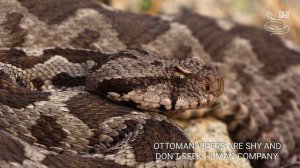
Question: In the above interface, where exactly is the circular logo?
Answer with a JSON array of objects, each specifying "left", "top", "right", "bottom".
[{"left": 264, "top": 11, "right": 289, "bottom": 36}]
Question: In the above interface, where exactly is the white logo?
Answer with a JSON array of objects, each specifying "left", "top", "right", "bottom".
[
  {"left": 264, "top": 10, "right": 289, "bottom": 36},
  {"left": 279, "top": 11, "right": 289, "bottom": 19}
]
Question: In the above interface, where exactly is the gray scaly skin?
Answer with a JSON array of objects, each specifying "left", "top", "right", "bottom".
[
  {"left": 0, "top": 0, "right": 300, "bottom": 168},
  {"left": 0, "top": 46, "right": 223, "bottom": 168}
]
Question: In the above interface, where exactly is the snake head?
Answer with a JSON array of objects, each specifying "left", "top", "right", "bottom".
[
  {"left": 86, "top": 49, "right": 224, "bottom": 112},
  {"left": 166, "top": 58, "right": 224, "bottom": 111}
]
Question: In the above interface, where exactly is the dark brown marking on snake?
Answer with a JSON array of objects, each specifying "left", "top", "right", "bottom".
[
  {"left": 16, "top": 76, "right": 27, "bottom": 88},
  {"left": 172, "top": 44, "right": 193, "bottom": 60},
  {"left": 43, "top": 48, "right": 147, "bottom": 72},
  {"left": 44, "top": 48, "right": 161, "bottom": 70},
  {"left": 233, "top": 64, "right": 254, "bottom": 94},
  {"left": 229, "top": 89, "right": 298, "bottom": 167},
  {"left": 0, "top": 48, "right": 50, "bottom": 69},
  {"left": 71, "top": 29, "right": 100, "bottom": 49},
  {"left": 0, "top": 131, "right": 27, "bottom": 164},
  {"left": 175, "top": 14, "right": 234, "bottom": 62},
  {"left": 0, "top": 48, "right": 106, "bottom": 69},
  {"left": 88, "top": 50, "right": 142, "bottom": 72},
  {"left": 64, "top": 93, "right": 133, "bottom": 128},
  {"left": 30, "top": 115, "right": 68, "bottom": 148},
  {"left": 94, "top": 77, "right": 165, "bottom": 95},
  {"left": 97, "top": 7, "right": 170, "bottom": 48},
  {"left": 112, "top": 119, "right": 139, "bottom": 145},
  {"left": 273, "top": 89, "right": 296, "bottom": 114},
  {"left": 18, "top": 0, "right": 99, "bottom": 25},
  {"left": 52, "top": 72, "right": 86, "bottom": 88},
  {"left": 89, "top": 119, "right": 141, "bottom": 154},
  {"left": 32, "top": 77, "right": 44, "bottom": 91},
  {"left": 0, "top": 48, "right": 161, "bottom": 70},
  {"left": 151, "top": 60, "right": 163, "bottom": 66},
  {"left": 110, "top": 101, "right": 139, "bottom": 112},
  {"left": 42, "top": 153, "right": 128, "bottom": 168},
  {"left": 250, "top": 89, "right": 296, "bottom": 140},
  {"left": 2, "top": 12, "right": 28, "bottom": 47},
  {"left": 64, "top": 94, "right": 146, "bottom": 155},
  {"left": 0, "top": 71, "right": 50, "bottom": 109},
  {"left": 176, "top": 13, "right": 300, "bottom": 78},
  {"left": 131, "top": 119, "right": 193, "bottom": 162},
  {"left": 42, "top": 48, "right": 107, "bottom": 64},
  {"left": 229, "top": 25, "right": 300, "bottom": 78}
]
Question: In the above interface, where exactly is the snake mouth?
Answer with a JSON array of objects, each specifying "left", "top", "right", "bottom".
[
  {"left": 106, "top": 89, "right": 221, "bottom": 112},
  {"left": 107, "top": 91, "right": 203, "bottom": 112}
]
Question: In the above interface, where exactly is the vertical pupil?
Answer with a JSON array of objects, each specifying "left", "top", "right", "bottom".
[
  {"left": 206, "top": 84, "right": 210, "bottom": 91},
  {"left": 176, "top": 76, "right": 181, "bottom": 84},
  {"left": 171, "top": 72, "right": 185, "bottom": 86}
]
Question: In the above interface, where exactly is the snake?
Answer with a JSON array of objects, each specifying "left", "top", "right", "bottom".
[{"left": 0, "top": 0, "right": 300, "bottom": 168}]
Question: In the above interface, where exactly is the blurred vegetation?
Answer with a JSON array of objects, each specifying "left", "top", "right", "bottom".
[{"left": 99, "top": 0, "right": 300, "bottom": 44}]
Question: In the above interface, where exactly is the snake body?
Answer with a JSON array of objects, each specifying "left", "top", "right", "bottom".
[
  {"left": 0, "top": 47, "right": 223, "bottom": 168},
  {"left": 0, "top": 0, "right": 300, "bottom": 168}
]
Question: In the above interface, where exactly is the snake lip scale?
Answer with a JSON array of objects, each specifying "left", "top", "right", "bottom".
[{"left": 0, "top": 0, "right": 300, "bottom": 168}]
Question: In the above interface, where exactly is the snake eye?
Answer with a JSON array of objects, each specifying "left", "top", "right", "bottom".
[
  {"left": 170, "top": 65, "right": 190, "bottom": 87},
  {"left": 171, "top": 71, "right": 186, "bottom": 86}
]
